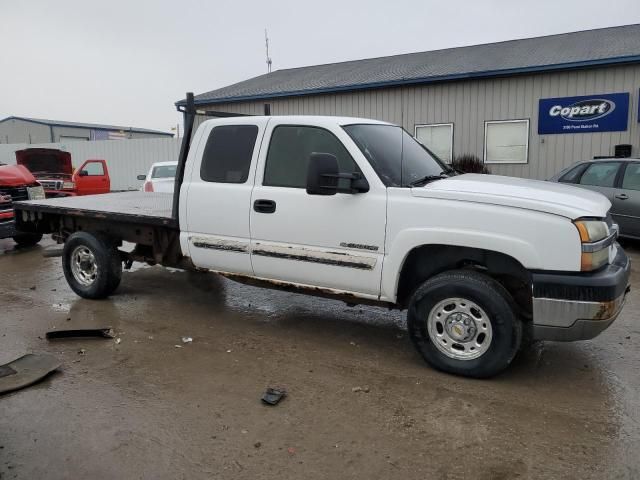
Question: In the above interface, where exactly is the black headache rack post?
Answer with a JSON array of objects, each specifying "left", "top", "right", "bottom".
[
  {"left": 172, "top": 92, "right": 195, "bottom": 223},
  {"left": 172, "top": 92, "right": 272, "bottom": 224}
]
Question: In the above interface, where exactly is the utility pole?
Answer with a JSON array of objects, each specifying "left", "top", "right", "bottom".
[{"left": 265, "top": 29, "right": 272, "bottom": 73}]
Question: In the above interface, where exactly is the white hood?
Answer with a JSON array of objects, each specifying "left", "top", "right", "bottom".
[{"left": 412, "top": 174, "right": 611, "bottom": 219}]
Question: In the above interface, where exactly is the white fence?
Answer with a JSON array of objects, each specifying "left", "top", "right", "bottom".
[{"left": 0, "top": 137, "right": 181, "bottom": 191}]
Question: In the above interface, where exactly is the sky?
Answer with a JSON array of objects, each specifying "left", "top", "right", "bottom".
[{"left": 1, "top": 0, "right": 639, "bottom": 134}]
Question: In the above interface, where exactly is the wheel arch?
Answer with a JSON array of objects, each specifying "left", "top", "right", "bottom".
[{"left": 394, "top": 244, "right": 532, "bottom": 314}]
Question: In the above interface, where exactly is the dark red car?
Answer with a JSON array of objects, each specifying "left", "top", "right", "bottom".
[{"left": 0, "top": 162, "right": 44, "bottom": 246}]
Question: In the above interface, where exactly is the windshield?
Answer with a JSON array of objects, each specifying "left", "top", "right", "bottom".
[
  {"left": 343, "top": 124, "right": 449, "bottom": 187},
  {"left": 152, "top": 165, "right": 177, "bottom": 179}
]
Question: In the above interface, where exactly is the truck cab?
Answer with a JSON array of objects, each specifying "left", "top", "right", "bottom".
[{"left": 16, "top": 148, "right": 110, "bottom": 197}]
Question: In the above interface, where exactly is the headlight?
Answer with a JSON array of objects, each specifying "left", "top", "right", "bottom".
[
  {"left": 574, "top": 219, "right": 608, "bottom": 243},
  {"left": 27, "top": 185, "right": 46, "bottom": 200},
  {"left": 573, "top": 219, "right": 613, "bottom": 271},
  {"left": 62, "top": 181, "right": 75, "bottom": 190}
]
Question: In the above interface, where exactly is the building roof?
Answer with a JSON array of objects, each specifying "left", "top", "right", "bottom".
[
  {"left": 181, "top": 24, "right": 640, "bottom": 106},
  {"left": 0, "top": 116, "right": 173, "bottom": 136}
]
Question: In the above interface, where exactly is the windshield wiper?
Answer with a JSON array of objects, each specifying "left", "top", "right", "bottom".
[{"left": 408, "top": 171, "right": 451, "bottom": 187}]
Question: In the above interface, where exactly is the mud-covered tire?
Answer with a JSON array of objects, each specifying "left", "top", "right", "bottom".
[
  {"left": 407, "top": 270, "right": 522, "bottom": 378},
  {"left": 62, "top": 232, "right": 122, "bottom": 299},
  {"left": 13, "top": 233, "right": 43, "bottom": 247}
]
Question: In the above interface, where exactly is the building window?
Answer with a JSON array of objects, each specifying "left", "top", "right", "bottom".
[
  {"left": 414, "top": 123, "right": 453, "bottom": 163},
  {"left": 200, "top": 125, "right": 259, "bottom": 183},
  {"left": 484, "top": 120, "right": 529, "bottom": 164}
]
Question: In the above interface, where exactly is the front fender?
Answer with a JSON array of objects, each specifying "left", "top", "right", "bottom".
[{"left": 381, "top": 228, "right": 541, "bottom": 301}]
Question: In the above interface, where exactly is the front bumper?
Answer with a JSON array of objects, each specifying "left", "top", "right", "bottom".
[
  {"left": 531, "top": 244, "right": 630, "bottom": 341},
  {"left": 0, "top": 220, "right": 16, "bottom": 239}
]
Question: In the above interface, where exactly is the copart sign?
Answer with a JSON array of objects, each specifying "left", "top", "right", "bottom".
[{"left": 538, "top": 92, "right": 629, "bottom": 134}]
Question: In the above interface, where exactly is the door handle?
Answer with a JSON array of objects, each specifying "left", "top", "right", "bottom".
[
  {"left": 253, "top": 199, "right": 276, "bottom": 214},
  {"left": 616, "top": 193, "right": 629, "bottom": 200}
]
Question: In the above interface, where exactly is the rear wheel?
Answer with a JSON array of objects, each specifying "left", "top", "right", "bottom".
[
  {"left": 13, "top": 233, "right": 43, "bottom": 247},
  {"left": 407, "top": 270, "right": 522, "bottom": 378},
  {"left": 62, "top": 232, "right": 122, "bottom": 299}
]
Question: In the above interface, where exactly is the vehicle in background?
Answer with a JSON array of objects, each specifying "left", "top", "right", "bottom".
[
  {"left": 549, "top": 158, "right": 640, "bottom": 239},
  {"left": 137, "top": 161, "right": 177, "bottom": 193},
  {"left": 0, "top": 162, "right": 45, "bottom": 246},
  {"left": 16, "top": 148, "right": 110, "bottom": 198}
]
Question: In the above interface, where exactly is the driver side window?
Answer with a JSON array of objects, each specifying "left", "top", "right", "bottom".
[
  {"left": 579, "top": 162, "right": 621, "bottom": 187},
  {"left": 83, "top": 162, "right": 105, "bottom": 176},
  {"left": 264, "top": 126, "right": 361, "bottom": 189}
]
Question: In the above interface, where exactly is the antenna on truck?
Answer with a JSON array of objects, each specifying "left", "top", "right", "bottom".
[{"left": 172, "top": 92, "right": 195, "bottom": 222}]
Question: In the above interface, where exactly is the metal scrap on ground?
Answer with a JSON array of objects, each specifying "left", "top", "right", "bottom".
[
  {"left": 261, "top": 387, "right": 287, "bottom": 406},
  {"left": 46, "top": 328, "right": 114, "bottom": 340},
  {"left": 0, "top": 353, "right": 61, "bottom": 395}
]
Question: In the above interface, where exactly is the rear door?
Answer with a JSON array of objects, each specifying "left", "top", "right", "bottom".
[
  {"left": 182, "top": 118, "right": 268, "bottom": 275},
  {"left": 612, "top": 162, "right": 640, "bottom": 238},
  {"left": 249, "top": 119, "right": 386, "bottom": 298},
  {"left": 75, "top": 160, "right": 110, "bottom": 195}
]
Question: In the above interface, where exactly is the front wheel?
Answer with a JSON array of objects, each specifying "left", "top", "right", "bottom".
[
  {"left": 407, "top": 270, "right": 522, "bottom": 378},
  {"left": 62, "top": 232, "right": 122, "bottom": 299}
]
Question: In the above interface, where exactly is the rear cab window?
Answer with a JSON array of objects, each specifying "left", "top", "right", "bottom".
[
  {"left": 152, "top": 165, "right": 177, "bottom": 179},
  {"left": 200, "top": 125, "right": 259, "bottom": 183}
]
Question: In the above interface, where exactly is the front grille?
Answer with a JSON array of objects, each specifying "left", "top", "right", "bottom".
[
  {"left": 0, "top": 186, "right": 29, "bottom": 202},
  {"left": 39, "top": 180, "right": 63, "bottom": 190},
  {"left": 0, "top": 186, "right": 27, "bottom": 225}
]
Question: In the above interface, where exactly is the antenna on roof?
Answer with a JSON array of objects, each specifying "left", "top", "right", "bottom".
[{"left": 265, "top": 29, "right": 272, "bottom": 73}]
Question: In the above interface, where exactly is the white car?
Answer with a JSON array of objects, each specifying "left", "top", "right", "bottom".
[{"left": 137, "top": 161, "right": 177, "bottom": 193}]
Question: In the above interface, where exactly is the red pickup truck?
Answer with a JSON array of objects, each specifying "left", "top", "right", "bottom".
[
  {"left": 0, "top": 162, "right": 45, "bottom": 246},
  {"left": 15, "top": 148, "right": 110, "bottom": 197}
]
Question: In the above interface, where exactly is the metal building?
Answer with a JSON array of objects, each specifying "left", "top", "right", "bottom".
[
  {"left": 0, "top": 117, "right": 173, "bottom": 144},
  {"left": 179, "top": 24, "right": 640, "bottom": 180}
]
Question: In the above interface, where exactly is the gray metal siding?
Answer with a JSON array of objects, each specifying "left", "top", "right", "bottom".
[
  {"left": 0, "top": 119, "right": 51, "bottom": 144},
  {"left": 196, "top": 64, "right": 640, "bottom": 180},
  {"left": 0, "top": 119, "right": 172, "bottom": 144}
]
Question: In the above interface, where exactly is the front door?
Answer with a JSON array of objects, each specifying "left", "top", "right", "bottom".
[
  {"left": 575, "top": 160, "right": 621, "bottom": 206},
  {"left": 75, "top": 160, "right": 110, "bottom": 195},
  {"left": 612, "top": 162, "right": 640, "bottom": 238},
  {"left": 182, "top": 118, "right": 268, "bottom": 275},
  {"left": 249, "top": 120, "right": 387, "bottom": 298}
]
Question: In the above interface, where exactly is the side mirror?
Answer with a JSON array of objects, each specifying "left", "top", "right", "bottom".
[
  {"left": 306, "top": 152, "right": 370, "bottom": 195},
  {"left": 78, "top": 170, "right": 88, "bottom": 177},
  {"left": 306, "top": 153, "right": 339, "bottom": 195},
  {"left": 137, "top": 174, "right": 146, "bottom": 181}
]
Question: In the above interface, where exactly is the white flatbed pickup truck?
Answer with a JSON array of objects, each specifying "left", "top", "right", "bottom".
[{"left": 14, "top": 94, "right": 630, "bottom": 377}]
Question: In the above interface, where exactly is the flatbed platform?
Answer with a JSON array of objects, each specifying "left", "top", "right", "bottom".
[{"left": 14, "top": 192, "right": 177, "bottom": 228}]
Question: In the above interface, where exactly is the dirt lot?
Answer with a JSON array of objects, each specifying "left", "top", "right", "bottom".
[{"left": 1, "top": 236, "right": 639, "bottom": 479}]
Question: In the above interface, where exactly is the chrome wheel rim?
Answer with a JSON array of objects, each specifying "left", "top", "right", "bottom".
[
  {"left": 426, "top": 297, "right": 493, "bottom": 360},
  {"left": 70, "top": 246, "right": 98, "bottom": 286}
]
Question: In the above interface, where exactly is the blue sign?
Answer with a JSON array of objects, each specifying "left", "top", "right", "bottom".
[{"left": 538, "top": 92, "right": 629, "bottom": 134}]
